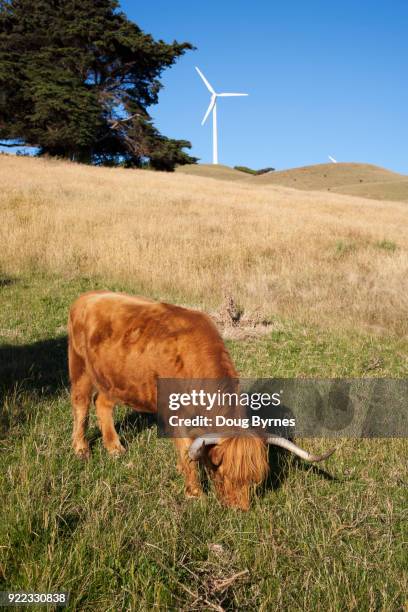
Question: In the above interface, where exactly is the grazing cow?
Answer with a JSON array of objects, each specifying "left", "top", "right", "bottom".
[{"left": 68, "top": 291, "right": 334, "bottom": 510}]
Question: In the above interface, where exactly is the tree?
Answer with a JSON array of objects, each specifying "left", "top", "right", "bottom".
[{"left": 0, "top": 0, "right": 198, "bottom": 169}]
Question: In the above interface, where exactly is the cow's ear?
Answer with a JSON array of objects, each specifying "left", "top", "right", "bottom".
[{"left": 208, "top": 444, "right": 224, "bottom": 467}]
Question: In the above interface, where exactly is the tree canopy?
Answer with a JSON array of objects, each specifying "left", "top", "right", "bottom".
[{"left": 0, "top": 0, "right": 197, "bottom": 170}]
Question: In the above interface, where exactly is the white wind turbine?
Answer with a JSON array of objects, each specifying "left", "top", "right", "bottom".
[
  {"left": 195, "top": 66, "right": 248, "bottom": 164},
  {"left": 328, "top": 155, "right": 338, "bottom": 163}
]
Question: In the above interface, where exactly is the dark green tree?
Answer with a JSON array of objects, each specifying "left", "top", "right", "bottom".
[{"left": 0, "top": 0, "right": 197, "bottom": 169}]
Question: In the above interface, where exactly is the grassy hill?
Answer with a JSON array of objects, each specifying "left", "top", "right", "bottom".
[
  {"left": 335, "top": 179, "right": 408, "bottom": 201},
  {"left": 255, "top": 162, "right": 408, "bottom": 202},
  {"left": 254, "top": 162, "right": 400, "bottom": 188},
  {"left": 1, "top": 155, "right": 407, "bottom": 609},
  {"left": 1, "top": 154, "right": 408, "bottom": 335},
  {"left": 176, "top": 162, "right": 250, "bottom": 182},
  {"left": 178, "top": 161, "right": 408, "bottom": 202}
]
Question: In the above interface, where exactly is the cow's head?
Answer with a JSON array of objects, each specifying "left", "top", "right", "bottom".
[{"left": 189, "top": 435, "right": 335, "bottom": 510}]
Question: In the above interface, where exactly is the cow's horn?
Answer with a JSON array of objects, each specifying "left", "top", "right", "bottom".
[
  {"left": 266, "top": 436, "right": 335, "bottom": 462},
  {"left": 189, "top": 436, "right": 221, "bottom": 460}
]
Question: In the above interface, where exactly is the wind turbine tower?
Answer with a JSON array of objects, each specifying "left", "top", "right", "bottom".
[{"left": 195, "top": 67, "right": 248, "bottom": 164}]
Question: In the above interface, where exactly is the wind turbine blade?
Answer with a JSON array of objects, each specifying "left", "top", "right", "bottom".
[
  {"left": 201, "top": 94, "right": 216, "bottom": 125},
  {"left": 195, "top": 66, "right": 215, "bottom": 94},
  {"left": 218, "top": 93, "right": 248, "bottom": 97},
  {"left": 328, "top": 155, "right": 337, "bottom": 163}
]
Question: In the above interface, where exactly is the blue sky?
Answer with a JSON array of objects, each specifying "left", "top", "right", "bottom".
[
  {"left": 122, "top": 0, "right": 408, "bottom": 172},
  {"left": 3, "top": 1, "right": 407, "bottom": 172}
]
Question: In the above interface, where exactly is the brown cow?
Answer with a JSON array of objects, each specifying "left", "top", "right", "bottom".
[{"left": 68, "top": 291, "right": 334, "bottom": 510}]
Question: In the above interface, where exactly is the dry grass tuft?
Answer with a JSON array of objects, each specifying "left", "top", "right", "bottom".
[
  {"left": 211, "top": 296, "right": 275, "bottom": 340},
  {"left": 1, "top": 155, "right": 408, "bottom": 336}
]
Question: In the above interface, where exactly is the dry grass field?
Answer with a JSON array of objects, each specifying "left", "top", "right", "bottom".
[
  {"left": 253, "top": 161, "right": 406, "bottom": 188},
  {"left": 1, "top": 154, "right": 407, "bottom": 610},
  {"left": 176, "top": 163, "right": 250, "bottom": 182},
  {"left": 177, "top": 161, "right": 408, "bottom": 203},
  {"left": 1, "top": 154, "right": 408, "bottom": 337}
]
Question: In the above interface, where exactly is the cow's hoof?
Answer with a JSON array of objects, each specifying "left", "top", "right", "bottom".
[
  {"left": 185, "top": 487, "right": 203, "bottom": 499},
  {"left": 107, "top": 444, "right": 126, "bottom": 458},
  {"left": 74, "top": 446, "right": 90, "bottom": 460}
]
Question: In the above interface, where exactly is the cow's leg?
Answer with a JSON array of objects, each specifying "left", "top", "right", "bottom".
[
  {"left": 95, "top": 392, "right": 125, "bottom": 456},
  {"left": 174, "top": 438, "right": 203, "bottom": 498},
  {"left": 69, "top": 344, "right": 92, "bottom": 459}
]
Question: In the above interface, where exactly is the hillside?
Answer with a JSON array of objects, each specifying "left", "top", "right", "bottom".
[
  {"left": 254, "top": 162, "right": 401, "bottom": 188},
  {"left": 255, "top": 162, "right": 408, "bottom": 202},
  {"left": 175, "top": 163, "right": 249, "bottom": 182},
  {"left": 177, "top": 161, "right": 408, "bottom": 202},
  {"left": 335, "top": 179, "right": 408, "bottom": 201},
  {"left": 1, "top": 154, "right": 408, "bottom": 336}
]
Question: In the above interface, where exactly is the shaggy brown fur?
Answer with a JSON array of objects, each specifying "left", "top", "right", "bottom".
[
  {"left": 68, "top": 290, "right": 269, "bottom": 509},
  {"left": 206, "top": 437, "right": 269, "bottom": 510}
]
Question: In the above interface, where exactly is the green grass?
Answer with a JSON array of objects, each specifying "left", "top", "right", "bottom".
[
  {"left": 375, "top": 239, "right": 398, "bottom": 252},
  {"left": 1, "top": 276, "right": 407, "bottom": 611},
  {"left": 233, "top": 166, "right": 258, "bottom": 175},
  {"left": 333, "top": 240, "right": 357, "bottom": 258}
]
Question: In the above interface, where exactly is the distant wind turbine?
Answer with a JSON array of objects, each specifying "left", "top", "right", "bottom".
[
  {"left": 328, "top": 155, "right": 338, "bottom": 164},
  {"left": 195, "top": 66, "right": 248, "bottom": 164}
]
